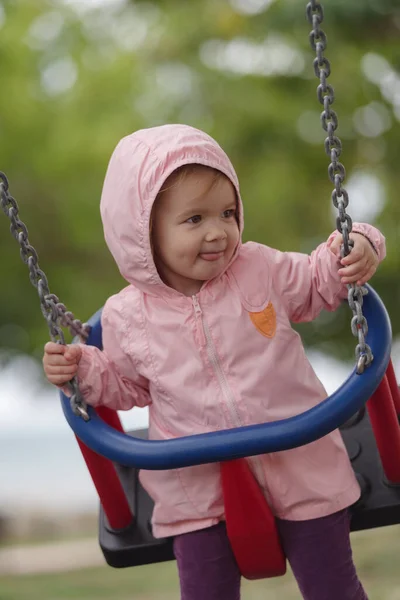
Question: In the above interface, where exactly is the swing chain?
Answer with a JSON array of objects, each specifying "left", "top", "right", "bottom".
[
  {"left": 0, "top": 171, "right": 90, "bottom": 420},
  {"left": 306, "top": 1, "right": 373, "bottom": 374}
]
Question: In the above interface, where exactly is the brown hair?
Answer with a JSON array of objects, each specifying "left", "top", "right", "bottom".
[{"left": 157, "top": 164, "right": 224, "bottom": 196}]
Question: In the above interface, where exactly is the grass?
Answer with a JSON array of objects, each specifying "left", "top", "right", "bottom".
[
  {"left": 0, "top": 530, "right": 96, "bottom": 550},
  {"left": 1, "top": 526, "right": 400, "bottom": 599}
]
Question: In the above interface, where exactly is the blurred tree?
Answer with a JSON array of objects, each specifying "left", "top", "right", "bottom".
[{"left": 0, "top": 0, "right": 399, "bottom": 362}]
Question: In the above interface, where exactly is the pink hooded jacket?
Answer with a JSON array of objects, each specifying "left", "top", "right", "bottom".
[{"left": 76, "top": 124, "right": 386, "bottom": 538}]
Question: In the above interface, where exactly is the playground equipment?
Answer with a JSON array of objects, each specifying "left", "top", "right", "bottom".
[{"left": 1, "top": 0, "right": 399, "bottom": 581}]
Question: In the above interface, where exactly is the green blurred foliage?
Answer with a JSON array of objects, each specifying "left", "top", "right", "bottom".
[{"left": 0, "top": 0, "right": 399, "bottom": 361}]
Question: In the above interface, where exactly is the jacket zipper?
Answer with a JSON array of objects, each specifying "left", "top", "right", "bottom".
[
  {"left": 192, "top": 295, "right": 268, "bottom": 494},
  {"left": 192, "top": 295, "right": 242, "bottom": 428}
]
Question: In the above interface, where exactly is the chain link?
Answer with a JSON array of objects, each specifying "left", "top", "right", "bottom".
[
  {"left": 306, "top": 1, "right": 373, "bottom": 374},
  {"left": 0, "top": 171, "right": 91, "bottom": 419}
]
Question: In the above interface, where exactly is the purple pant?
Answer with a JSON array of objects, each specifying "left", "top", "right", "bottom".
[{"left": 173, "top": 509, "right": 368, "bottom": 600}]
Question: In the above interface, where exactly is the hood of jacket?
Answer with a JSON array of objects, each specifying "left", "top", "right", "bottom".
[{"left": 100, "top": 124, "right": 244, "bottom": 297}]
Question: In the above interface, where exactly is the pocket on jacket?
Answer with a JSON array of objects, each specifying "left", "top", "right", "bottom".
[{"left": 249, "top": 302, "right": 276, "bottom": 338}]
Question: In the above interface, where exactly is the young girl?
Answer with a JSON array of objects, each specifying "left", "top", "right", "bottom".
[{"left": 43, "top": 124, "right": 385, "bottom": 600}]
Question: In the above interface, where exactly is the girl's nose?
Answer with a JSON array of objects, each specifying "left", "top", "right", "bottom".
[{"left": 205, "top": 227, "right": 228, "bottom": 242}]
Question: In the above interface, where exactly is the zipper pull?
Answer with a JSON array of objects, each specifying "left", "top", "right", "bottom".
[{"left": 192, "top": 295, "right": 202, "bottom": 317}]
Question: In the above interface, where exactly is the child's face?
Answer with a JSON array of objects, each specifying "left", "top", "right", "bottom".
[{"left": 152, "top": 169, "right": 240, "bottom": 296}]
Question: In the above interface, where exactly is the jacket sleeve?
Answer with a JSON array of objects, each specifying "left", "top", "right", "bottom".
[
  {"left": 261, "top": 222, "right": 386, "bottom": 324},
  {"left": 74, "top": 295, "right": 151, "bottom": 410}
]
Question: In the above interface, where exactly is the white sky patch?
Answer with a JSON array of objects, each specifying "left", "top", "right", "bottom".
[
  {"left": 200, "top": 35, "right": 305, "bottom": 77},
  {"left": 0, "top": 355, "right": 64, "bottom": 434},
  {"left": 332, "top": 171, "right": 386, "bottom": 224},
  {"left": 80, "top": 3, "right": 157, "bottom": 52},
  {"left": 135, "top": 62, "right": 197, "bottom": 122},
  {"left": 380, "top": 72, "right": 400, "bottom": 112},
  {"left": 155, "top": 63, "right": 195, "bottom": 100},
  {"left": 57, "top": 0, "right": 128, "bottom": 16},
  {"left": 361, "top": 52, "right": 400, "bottom": 121},
  {"left": 230, "top": 0, "right": 276, "bottom": 16},
  {"left": 0, "top": 3, "right": 5, "bottom": 29},
  {"left": 111, "top": 11, "right": 148, "bottom": 52},
  {"left": 26, "top": 11, "right": 64, "bottom": 50},
  {"left": 353, "top": 102, "right": 392, "bottom": 138},
  {"left": 361, "top": 53, "right": 393, "bottom": 86},
  {"left": 0, "top": 355, "right": 148, "bottom": 435},
  {"left": 40, "top": 56, "right": 78, "bottom": 96}
]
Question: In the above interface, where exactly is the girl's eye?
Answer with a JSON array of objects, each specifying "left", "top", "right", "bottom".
[
  {"left": 222, "top": 209, "right": 236, "bottom": 219},
  {"left": 187, "top": 215, "right": 202, "bottom": 224}
]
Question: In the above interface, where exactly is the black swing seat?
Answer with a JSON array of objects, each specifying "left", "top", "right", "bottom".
[
  {"left": 99, "top": 428, "right": 174, "bottom": 568},
  {"left": 99, "top": 412, "right": 400, "bottom": 569}
]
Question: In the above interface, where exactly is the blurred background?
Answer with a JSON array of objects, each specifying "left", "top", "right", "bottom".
[{"left": 1, "top": 0, "right": 399, "bottom": 598}]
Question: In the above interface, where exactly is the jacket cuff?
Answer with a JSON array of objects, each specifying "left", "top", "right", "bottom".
[
  {"left": 57, "top": 344, "right": 92, "bottom": 400},
  {"left": 326, "top": 223, "right": 386, "bottom": 262},
  {"left": 350, "top": 223, "right": 386, "bottom": 261},
  {"left": 75, "top": 344, "right": 96, "bottom": 401}
]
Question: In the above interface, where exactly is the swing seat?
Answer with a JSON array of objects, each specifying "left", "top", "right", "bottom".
[
  {"left": 97, "top": 408, "right": 400, "bottom": 570},
  {"left": 221, "top": 459, "right": 286, "bottom": 579},
  {"left": 98, "top": 428, "right": 174, "bottom": 568},
  {"left": 341, "top": 407, "right": 400, "bottom": 531}
]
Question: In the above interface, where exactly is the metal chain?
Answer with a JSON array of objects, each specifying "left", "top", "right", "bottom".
[
  {"left": 306, "top": 1, "right": 373, "bottom": 374},
  {"left": 0, "top": 171, "right": 91, "bottom": 419}
]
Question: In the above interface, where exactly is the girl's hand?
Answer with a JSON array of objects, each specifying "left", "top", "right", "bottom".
[
  {"left": 43, "top": 342, "right": 82, "bottom": 387},
  {"left": 330, "top": 232, "right": 379, "bottom": 286}
]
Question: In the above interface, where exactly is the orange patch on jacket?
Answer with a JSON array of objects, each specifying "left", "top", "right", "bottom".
[{"left": 249, "top": 302, "right": 276, "bottom": 338}]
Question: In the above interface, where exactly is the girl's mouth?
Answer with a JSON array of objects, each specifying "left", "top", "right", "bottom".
[{"left": 199, "top": 251, "right": 225, "bottom": 262}]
